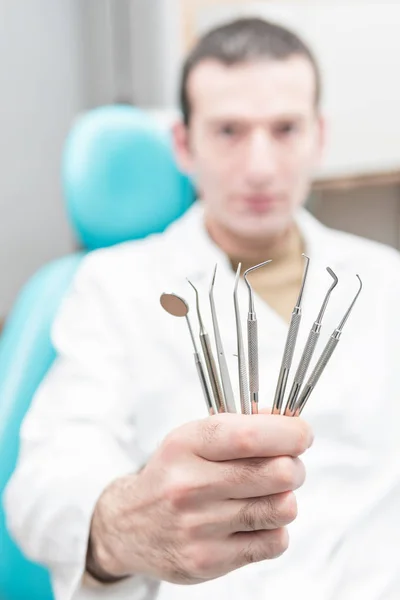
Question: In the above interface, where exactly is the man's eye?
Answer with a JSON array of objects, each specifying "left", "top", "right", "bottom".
[
  {"left": 219, "top": 124, "right": 239, "bottom": 137},
  {"left": 276, "top": 123, "right": 298, "bottom": 136}
]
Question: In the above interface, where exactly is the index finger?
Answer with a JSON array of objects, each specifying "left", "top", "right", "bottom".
[{"left": 186, "top": 414, "right": 313, "bottom": 461}]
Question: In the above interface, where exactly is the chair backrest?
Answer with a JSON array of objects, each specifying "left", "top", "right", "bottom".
[
  {"left": 0, "top": 105, "right": 195, "bottom": 600},
  {"left": 0, "top": 255, "right": 84, "bottom": 600},
  {"left": 64, "top": 105, "right": 195, "bottom": 250}
]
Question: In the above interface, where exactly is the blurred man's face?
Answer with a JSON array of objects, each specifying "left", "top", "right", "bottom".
[{"left": 173, "top": 57, "right": 324, "bottom": 242}]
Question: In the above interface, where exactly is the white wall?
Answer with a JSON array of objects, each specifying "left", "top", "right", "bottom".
[
  {"left": 129, "top": 0, "right": 183, "bottom": 107},
  {"left": 0, "top": 0, "right": 130, "bottom": 316},
  {"left": 0, "top": 1, "right": 83, "bottom": 315}
]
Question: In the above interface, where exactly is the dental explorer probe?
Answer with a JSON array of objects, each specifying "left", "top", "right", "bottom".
[
  {"left": 294, "top": 274, "right": 363, "bottom": 416},
  {"left": 160, "top": 293, "right": 215, "bottom": 415},
  {"left": 284, "top": 267, "right": 338, "bottom": 416},
  {"left": 209, "top": 265, "right": 236, "bottom": 413},
  {"left": 233, "top": 263, "right": 251, "bottom": 415},
  {"left": 244, "top": 260, "right": 273, "bottom": 414},
  {"left": 187, "top": 280, "right": 227, "bottom": 413},
  {"left": 272, "top": 254, "right": 310, "bottom": 415}
]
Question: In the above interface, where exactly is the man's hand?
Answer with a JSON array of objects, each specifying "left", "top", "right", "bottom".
[{"left": 87, "top": 413, "right": 313, "bottom": 584}]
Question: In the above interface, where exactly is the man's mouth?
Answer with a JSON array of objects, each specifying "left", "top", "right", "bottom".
[{"left": 243, "top": 195, "right": 279, "bottom": 212}]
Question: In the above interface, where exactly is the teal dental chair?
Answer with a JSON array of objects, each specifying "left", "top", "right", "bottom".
[{"left": 0, "top": 105, "right": 195, "bottom": 600}]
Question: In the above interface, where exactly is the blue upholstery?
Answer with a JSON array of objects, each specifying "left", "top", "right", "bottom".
[
  {"left": 0, "top": 255, "right": 84, "bottom": 600},
  {"left": 0, "top": 105, "right": 195, "bottom": 600},
  {"left": 64, "top": 105, "right": 194, "bottom": 250}
]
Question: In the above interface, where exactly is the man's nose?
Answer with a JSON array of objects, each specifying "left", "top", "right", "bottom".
[{"left": 244, "top": 130, "right": 278, "bottom": 188}]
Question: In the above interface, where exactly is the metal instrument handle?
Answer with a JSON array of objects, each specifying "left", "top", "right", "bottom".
[
  {"left": 294, "top": 335, "right": 339, "bottom": 415},
  {"left": 238, "top": 343, "right": 250, "bottom": 415},
  {"left": 194, "top": 353, "right": 215, "bottom": 416},
  {"left": 285, "top": 327, "right": 319, "bottom": 414},
  {"left": 272, "top": 311, "right": 301, "bottom": 414},
  {"left": 282, "top": 311, "right": 301, "bottom": 369},
  {"left": 200, "top": 333, "right": 226, "bottom": 413},
  {"left": 294, "top": 328, "right": 319, "bottom": 385},
  {"left": 247, "top": 318, "right": 259, "bottom": 396},
  {"left": 307, "top": 335, "right": 339, "bottom": 388}
]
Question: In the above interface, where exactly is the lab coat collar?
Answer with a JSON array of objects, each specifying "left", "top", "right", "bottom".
[{"left": 166, "top": 199, "right": 348, "bottom": 283}]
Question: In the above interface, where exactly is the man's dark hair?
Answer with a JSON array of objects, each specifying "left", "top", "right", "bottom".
[{"left": 179, "top": 17, "right": 321, "bottom": 125}]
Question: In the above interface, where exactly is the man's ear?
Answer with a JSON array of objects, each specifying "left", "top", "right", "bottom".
[{"left": 171, "top": 120, "right": 193, "bottom": 175}]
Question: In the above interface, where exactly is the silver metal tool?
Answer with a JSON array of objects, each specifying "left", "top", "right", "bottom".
[
  {"left": 284, "top": 267, "right": 338, "bottom": 416},
  {"left": 209, "top": 265, "right": 236, "bottom": 413},
  {"left": 272, "top": 254, "right": 310, "bottom": 415},
  {"left": 244, "top": 260, "right": 272, "bottom": 414},
  {"left": 233, "top": 263, "right": 251, "bottom": 415},
  {"left": 160, "top": 292, "right": 215, "bottom": 415},
  {"left": 187, "top": 280, "right": 226, "bottom": 413},
  {"left": 294, "top": 274, "right": 363, "bottom": 416}
]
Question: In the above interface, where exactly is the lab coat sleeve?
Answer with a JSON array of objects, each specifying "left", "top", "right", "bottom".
[{"left": 4, "top": 253, "right": 155, "bottom": 600}]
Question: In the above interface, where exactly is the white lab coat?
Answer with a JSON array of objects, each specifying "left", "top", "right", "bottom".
[{"left": 5, "top": 202, "right": 400, "bottom": 600}]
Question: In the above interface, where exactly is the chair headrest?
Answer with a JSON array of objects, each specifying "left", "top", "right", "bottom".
[{"left": 62, "top": 105, "right": 195, "bottom": 250}]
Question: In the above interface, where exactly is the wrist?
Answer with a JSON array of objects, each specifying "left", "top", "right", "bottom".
[
  {"left": 85, "top": 475, "right": 134, "bottom": 582},
  {"left": 86, "top": 532, "right": 128, "bottom": 584}
]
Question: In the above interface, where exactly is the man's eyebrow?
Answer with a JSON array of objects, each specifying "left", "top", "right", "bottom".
[
  {"left": 273, "top": 113, "right": 307, "bottom": 122},
  {"left": 206, "top": 117, "right": 246, "bottom": 125},
  {"left": 206, "top": 113, "right": 307, "bottom": 125}
]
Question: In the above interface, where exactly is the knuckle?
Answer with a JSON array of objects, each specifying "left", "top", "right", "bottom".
[
  {"left": 280, "top": 492, "right": 298, "bottom": 524},
  {"left": 235, "top": 425, "right": 256, "bottom": 455},
  {"left": 185, "top": 545, "right": 214, "bottom": 578},
  {"left": 180, "top": 513, "right": 207, "bottom": 541},
  {"left": 245, "top": 493, "right": 297, "bottom": 529},
  {"left": 240, "top": 528, "right": 289, "bottom": 567},
  {"left": 292, "top": 421, "right": 313, "bottom": 456},
  {"left": 271, "top": 527, "right": 290, "bottom": 557},
  {"left": 268, "top": 493, "right": 298, "bottom": 527},
  {"left": 164, "top": 474, "right": 193, "bottom": 511},
  {"left": 161, "top": 429, "right": 186, "bottom": 459},
  {"left": 294, "top": 458, "right": 306, "bottom": 489},
  {"left": 275, "top": 456, "right": 298, "bottom": 490}
]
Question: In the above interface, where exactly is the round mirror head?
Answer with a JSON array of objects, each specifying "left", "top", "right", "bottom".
[{"left": 160, "top": 293, "right": 189, "bottom": 317}]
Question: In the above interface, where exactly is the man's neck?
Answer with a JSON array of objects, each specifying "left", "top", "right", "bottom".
[
  {"left": 204, "top": 214, "right": 304, "bottom": 274},
  {"left": 204, "top": 212, "right": 305, "bottom": 322}
]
